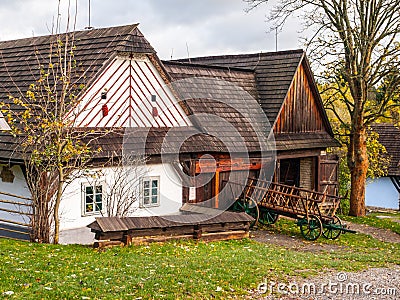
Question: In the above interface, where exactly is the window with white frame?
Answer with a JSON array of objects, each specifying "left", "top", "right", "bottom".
[
  {"left": 82, "top": 183, "right": 104, "bottom": 215},
  {"left": 141, "top": 177, "right": 160, "bottom": 207}
]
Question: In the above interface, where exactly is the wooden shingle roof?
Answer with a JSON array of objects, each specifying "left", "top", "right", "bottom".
[
  {"left": 0, "top": 24, "right": 154, "bottom": 108},
  {"left": 0, "top": 24, "right": 337, "bottom": 163},
  {"left": 0, "top": 24, "right": 156, "bottom": 162},
  {"left": 88, "top": 211, "right": 254, "bottom": 233},
  {"left": 371, "top": 124, "right": 400, "bottom": 176},
  {"left": 163, "top": 61, "right": 259, "bottom": 100},
  {"left": 174, "top": 50, "right": 304, "bottom": 124},
  {"left": 81, "top": 125, "right": 269, "bottom": 160}
]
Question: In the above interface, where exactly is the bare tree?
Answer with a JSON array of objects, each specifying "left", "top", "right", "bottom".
[
  {"left": 82, "top": 155, "right": 148, "bottom": 217},
  {"left": 0, "top": 0, "right": 104, "bottom": 243},
  {"left": 246, "top": 0, "right": 400, "bottom": 216}
]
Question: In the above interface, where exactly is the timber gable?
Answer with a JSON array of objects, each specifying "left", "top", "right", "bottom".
[{"left": 274, "top": 59, "right": 330, "bottom": 134}]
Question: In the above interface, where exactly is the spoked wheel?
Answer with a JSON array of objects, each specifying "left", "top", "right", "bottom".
[
  {"left": 231, "top": 197, "right": 259, "bottom": 227},
  {"left": 258, "top": 208, "right": 279, "bottom": 225},
  {"left": 322, "top": 216, "right": 342, "bottom": 240},
  {"left": 299, "top": 215, "right": 323, "bottom": 241}
]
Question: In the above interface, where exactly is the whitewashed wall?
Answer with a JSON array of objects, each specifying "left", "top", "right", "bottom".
[
  {"left": 366, "top": 177, "right": 399, "bottom": 209},
  {"left": 72, "top": 55, "right": 191, "bottom": 128},
  {"left": 59, "top": 162, "right": 183, "bottom": 232},
  {"left": 0, "top": 165, "right": 32, "bottom": 225}
]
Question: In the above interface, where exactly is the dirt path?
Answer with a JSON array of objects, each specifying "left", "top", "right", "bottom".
[
  {"left": 248, "top": 217, "right": 400, "bottom": 299},
  {"left": 344, "top": 221, "right": 400, "bottom": 244},
  {"left": 250, "top": 230, "right": 346, "bottom": 252},
  {"left": 248, "top": 265, "right": 400, "bottom": 299},
  {"left": 251, "top": 217, "right": 400, "bottom": 250}
]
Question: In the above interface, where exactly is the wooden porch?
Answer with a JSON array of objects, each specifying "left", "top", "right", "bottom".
[{"left": 88, "top": 205, "right": 254, "bottom": 247}]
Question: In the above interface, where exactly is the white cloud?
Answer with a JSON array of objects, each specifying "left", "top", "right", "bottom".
[{"left": 0, "top": 0, "right": 304, "bottom": 59}]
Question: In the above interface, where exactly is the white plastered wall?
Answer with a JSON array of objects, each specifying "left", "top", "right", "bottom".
[
  {"left": 0, "top": 165, "right": 32, "bottom": 225},
  {"left": 59, "top": 162, "right": 183, "bottom": 232},
  {"left": 72, "top": 55, "right": 190, "bottom": 128}
]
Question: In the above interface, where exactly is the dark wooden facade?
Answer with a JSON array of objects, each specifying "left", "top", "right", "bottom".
[
  {"left": 274, "top": 63, "right": 326, "bottom": 134},
  {"left": 167, "top": 50, "right": 340, "bottom": 206}
]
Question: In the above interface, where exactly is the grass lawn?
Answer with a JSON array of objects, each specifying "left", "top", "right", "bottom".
[
  {"left": 341, "top": 211, "right": 400, "bottom": 235},
  {"left": 1, "top": 214, "right": 399, "bottom": 299}
]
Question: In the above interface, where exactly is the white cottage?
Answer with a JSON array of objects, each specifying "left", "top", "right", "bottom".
[
  {"left": 0, "top": 24, "right": 269, "bottom": 243},
  {"left": 0, "top": 25, "right": 193, "bottom": 242},
  {"left": 0, "top": 24, "right": 338, "bottom": 244}
]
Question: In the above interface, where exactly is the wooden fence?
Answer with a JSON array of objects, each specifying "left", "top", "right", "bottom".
[{"left": 0, "top": 191, "right": 31, "bottom": 241}]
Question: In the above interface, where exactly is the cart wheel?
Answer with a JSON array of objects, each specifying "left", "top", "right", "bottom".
[
  {"left": 300, "top": 215, "right": 322, "bottom": 241},
  {"left": 258, "top": 208, "right": 279, "bottom": 225},
  {"left": 231, "top": 197, "right": 259, "bottom": 227},
  {"left": 322, "top": 216, "right": 342, "bottom": 240}
]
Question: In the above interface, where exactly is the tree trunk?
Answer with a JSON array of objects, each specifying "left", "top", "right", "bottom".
[
  {"left": 348, "top": 126, "right": 368, "bottom": 216},
  {"left": 53, "top": 169, "right": 64, "bottom": 244},
  {"left": 30, "top": 172, "right": 50, "bottom": 243}
]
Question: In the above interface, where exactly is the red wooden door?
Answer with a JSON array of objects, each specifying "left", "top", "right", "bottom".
[{"left": 318, "top": 154, "right": 339, "bottom": 195}]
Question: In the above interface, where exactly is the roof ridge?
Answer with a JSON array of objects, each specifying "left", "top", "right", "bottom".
[
  {"left": 0, "top": 23, "right": 139, "bottom": 46},
  {"left": 162, "top": 60, "right": 254, "bottom": 73},
  {"left": 116, "top": 25, "right": 155, "bottom": 54},
  {"left": 171, "top": 49, "right": 305, "bottom": 63}
]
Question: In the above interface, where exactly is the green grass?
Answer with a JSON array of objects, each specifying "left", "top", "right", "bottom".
[
  {"left": 263, "top": 216, "right": 399, "bottom": 250},
  {"left": 340, "top": 211, "right": 400, "bottom": 235},
  {"left": 1, "top": 220, "right": 399, "bottom": 300}
]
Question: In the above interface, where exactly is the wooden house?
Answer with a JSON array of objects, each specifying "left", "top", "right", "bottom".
[
  {"left": 167, "top": 51, "right": 340, "bottom": 200},
  {"left": 366, "top": 124, "right": 400, "bottom": 210},
  {"left": 0, "top": 24, "right": 338, "bottom": 244}
]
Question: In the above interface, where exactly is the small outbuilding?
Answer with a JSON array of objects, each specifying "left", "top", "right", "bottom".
[{"left": 366, "top": 124, "right": 400, "bottom": 210}]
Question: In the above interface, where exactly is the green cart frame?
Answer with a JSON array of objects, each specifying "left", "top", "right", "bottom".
[{"left": 228, "top": 178, "right": 354, "bottom": 241}]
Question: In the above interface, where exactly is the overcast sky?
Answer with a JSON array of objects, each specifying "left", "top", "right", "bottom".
[{"left": 0, "top": 0, "right": 304, "bottom": 60}]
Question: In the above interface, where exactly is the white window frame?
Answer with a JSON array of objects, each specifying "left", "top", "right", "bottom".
[
  {"left": 140, "top": 176, "right": 160, "bottom": 208},
  {"left": 82, "top": 182, "right": 105, "bottom": 216}
]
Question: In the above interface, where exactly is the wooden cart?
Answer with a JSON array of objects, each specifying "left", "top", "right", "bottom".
[{"left": 227, "top": 178, "right": 354, "bottom": 241}]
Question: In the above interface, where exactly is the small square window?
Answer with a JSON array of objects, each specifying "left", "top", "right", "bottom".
[
  {"left": 141, "top": 177, "right": 160, "bottom": 208},
  {"left": 82, "top": 183, "right": 104, "bottom": 216}
]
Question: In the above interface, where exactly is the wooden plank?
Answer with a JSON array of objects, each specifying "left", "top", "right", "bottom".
[
  {"left": 0, "top": 226, "right": 30, "bottom": 235},
  {"left": 0, "top": 207, "right": 32, "bottom": 216},
  {"left": 200, "top": 230, "right": 249, "bottom": 242},
  {"left": 129, "top": 234, "right": 194, "bottom": 245},
  {"left": 0, "top": 191, "right": 31, "bottom": 201},
  {"left": 0, "top": 235, "right": 29, "bottom": 241},
  {"left": 0, "top": 218, "right": 30, "bottom": 227},
  {"left": 127, "top": 226, "right": 194, "bottom": 237},
  {"left": 95, "top": 231, "right": 124, "bottom": 241},
  {"left": 0, "top": 198, "right": 31, "bottom": 207},
  {"left": 93, "top": 241, "right": 124, "bottom": 248},
  {"left": 199, "top": 222, "right": 249, "bottom": 233},
  {"left": 215, "top": 170, "right": 220, "bottom": 208}
]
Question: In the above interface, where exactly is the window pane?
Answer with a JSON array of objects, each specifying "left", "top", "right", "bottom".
[
  {"left": 144, "top": 196, "right": 150, "bottom": 205},
  {"left": 151, "top": 196, "right": 158, "bottom": 204},
  {"left": 144, "top": 181, "right": 150, "bottom": 189},
  {"left": 86, "top": 186, "right": 93, "bottom": 194},
  {"left": 152, "top": 180, "right": 158, "bottom": 188},
  {"left": 152, "top": 188, "right": 158, "bottom": 196},
  {"left": 95, "top": 186, "right": 102, "bottom": 194},
  {"left": 86, "top": 195, "right": 93, "bottom": 204},
  {"left": 96, "top": 203, "right": 102, "bottom": 211},
  {"left": 86, "top": 204, "right": 93, "bottom": 212},
  {"left": 144, "top": 189, "right": 149, "bottom": 197},
  {"left": 95, "top": 194, "right": 102, "bottom": 203}
]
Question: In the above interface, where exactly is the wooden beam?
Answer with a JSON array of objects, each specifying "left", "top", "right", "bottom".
[{"left": 215, "top": 170, "right": 220, "bottom": 208}]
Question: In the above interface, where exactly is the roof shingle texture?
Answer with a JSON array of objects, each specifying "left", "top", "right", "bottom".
[
  {"left": 371, "top": 124, "right": 400, "bottom": 176},
  {"left": 174, "top": 50, "right": 305, "bottom": 125},
  {"left": 0, "top": 24, "right": 155, "bottom": 161}
]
